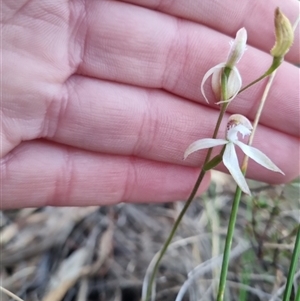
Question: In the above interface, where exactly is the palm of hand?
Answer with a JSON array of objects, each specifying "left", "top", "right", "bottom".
[{"left": 2, "top": 0, "right": 299, "bottom": 208}]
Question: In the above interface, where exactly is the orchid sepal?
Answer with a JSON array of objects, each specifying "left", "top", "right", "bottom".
[
  {"left": 201, "top": 63, "right": 226, "bottom": 103},
  {"left": 234, "top": 141, "right": 285, "bottom": 174},
  {"left": 200, "top": 28, "right": 247, "bottom": 104},
  {"left": 223, "top": 141, "right": 251, "bottom": 195}
]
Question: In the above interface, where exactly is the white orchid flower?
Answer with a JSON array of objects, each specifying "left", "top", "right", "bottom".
[
  {"left": 201, "top": 28, "right": 247, "bottom": 104},
  {"left": 184, "top": 114, "right": 284, "bottom": 195}
]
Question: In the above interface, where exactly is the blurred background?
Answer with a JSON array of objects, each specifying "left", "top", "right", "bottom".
[{"left": 1, "top": 171, "right": 299, "bottom": 301}]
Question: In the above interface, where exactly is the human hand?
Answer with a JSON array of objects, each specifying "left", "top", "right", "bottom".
[{"left": 2, "top": 0, "right": 299, "bottom": 209}]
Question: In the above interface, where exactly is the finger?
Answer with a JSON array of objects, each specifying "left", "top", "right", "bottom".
[
  {"left": 0, "top": 140, "right": 210, "bottom": 209},
  {"left": 77, "top": 1, "right": 299, "bottom": 112},
  {"left": 117, "top": 0, "right": 300, "bottom": 63},
  {"left": 43, "top": 76, "right": 299, "bottom": 183}
]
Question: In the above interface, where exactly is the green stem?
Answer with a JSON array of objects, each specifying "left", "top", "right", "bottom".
[
  {"left": 282, "top": 224, "right": 300, "bottom": 301},
  {"left": 238, "top": 56, "right": 282, "bottom": 95},
  {"left": 221, "top": 67, "right": 230, "bottom": 100},
  {"left": 145, "top": 169, "right": 206, "bottom": 301},
  {"left": 144, "top": 102, "right": 228, "bottom": 301},
  {"left": 216, "top": 186, "right": 243, "bottom": 301}
]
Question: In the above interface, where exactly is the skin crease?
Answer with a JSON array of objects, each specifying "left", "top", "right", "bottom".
[{"left": 1, "top": 0, "right": 299, "bottom": 209}]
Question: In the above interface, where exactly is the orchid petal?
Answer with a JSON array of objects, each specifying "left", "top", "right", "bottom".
[
  {"left": 234, "top": 141, "right": 285, "bottom": 174},
  {"left": 201, "top": 63, "right": 226, "bottom": 103},
  {"left": 226, "top": 114, "right": 253, "bottom": 141},
  {"left": 216, "top": 67, "right": 242, "bottom": 104},
  {"left": 227, "top": 124, "right": 251, "bottom": 142},
  {"left": 184, "top": 138, "right": 227, "bottom": 160},
  {"left": 223, "top": 143, "right": 251, "bottom": 195}
]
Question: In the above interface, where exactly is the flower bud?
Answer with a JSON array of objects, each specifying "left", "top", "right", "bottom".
[
  {"left": 200, "top": 28, "right": 246, "bottom": 104},
  {"left": 270, "top": 8, "right": 294, "bottom": 58}
]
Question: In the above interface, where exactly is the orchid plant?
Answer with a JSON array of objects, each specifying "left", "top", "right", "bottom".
[{"left": 143, "top": 8, "right": 295, "bottom": 301}]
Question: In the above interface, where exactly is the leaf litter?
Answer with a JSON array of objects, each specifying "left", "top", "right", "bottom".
[{"left": 0, "top": 172, "right": 299, "bottom": 301}]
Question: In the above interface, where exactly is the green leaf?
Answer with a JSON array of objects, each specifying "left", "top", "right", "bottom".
[{"left": 204, "top": 154, "right": 223, "bottom": 171}]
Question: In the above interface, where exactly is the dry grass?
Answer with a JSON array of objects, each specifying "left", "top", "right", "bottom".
[{"left": 1, "top": 171, "right": 299, "bottom": 301}]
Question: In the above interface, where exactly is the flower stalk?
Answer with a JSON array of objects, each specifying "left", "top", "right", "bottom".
[
  {"left": 143, "top": 103, "right": 228, "bottom": 301},
  {"left": 216, "top": 9, "right": 296, "bottom": 299},
  {"left": 216, "top": 70, "right": 279, "bottom": 301},
  {"left": 144, "top": 25, "right": 249, "bottom": 299}
]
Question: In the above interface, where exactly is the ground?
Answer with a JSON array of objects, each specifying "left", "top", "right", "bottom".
[{"left": 1, "top": 171, "right": 299, "bottom": 301}]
